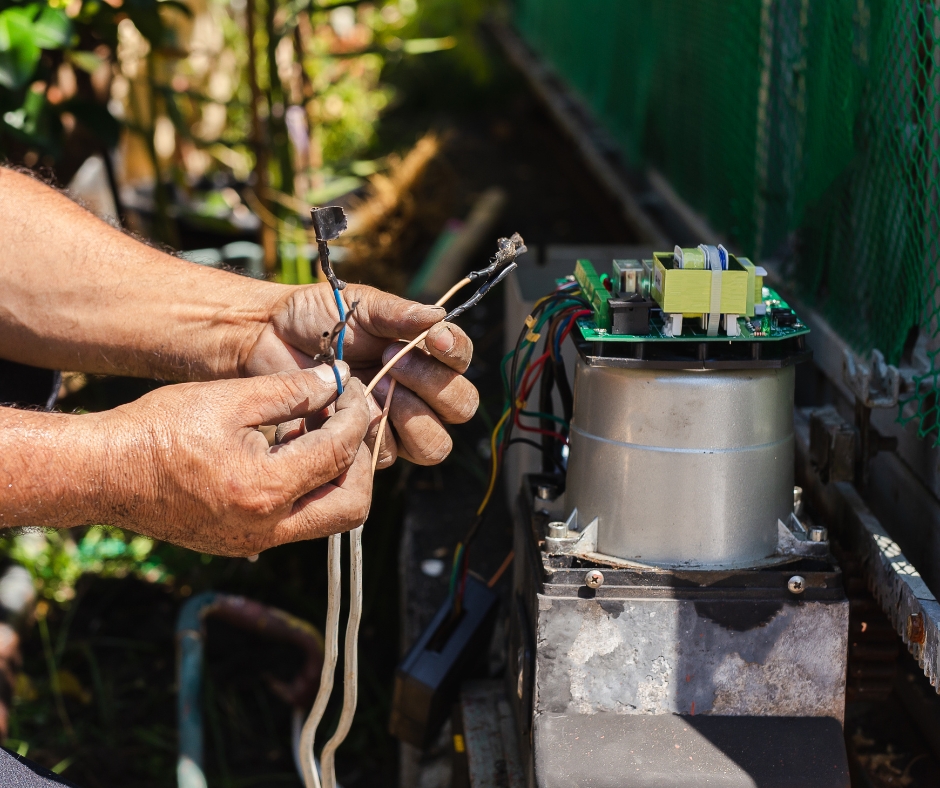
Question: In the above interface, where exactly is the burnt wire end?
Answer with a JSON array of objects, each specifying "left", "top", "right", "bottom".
[
  {"left": 466, "top": 232, "right": 527, "bottom": 282},
  {"left": 310, "top": 206, "right": 348, "bottom": 292},
  {"left": 444, "top": 233, "right": 527, "bottom": 321}
]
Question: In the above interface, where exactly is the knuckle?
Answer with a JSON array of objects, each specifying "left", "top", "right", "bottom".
[
  {"left": 260, "top": 373, "right": 307, "bottom": 416},
  {"left": 329, "top": 431, "right": 360, "bottom": 475},
  {"left": 228, "top": 473, "right": 283, "bottom": 518}
]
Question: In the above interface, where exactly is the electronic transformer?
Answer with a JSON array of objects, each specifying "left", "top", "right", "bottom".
[{"left": 507, "top": 247, "right": 850, "bottom": 788}]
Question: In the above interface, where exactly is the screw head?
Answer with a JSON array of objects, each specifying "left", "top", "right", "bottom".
[
  {"left": 547, "top": 521, "right": 568, "bottom": 539},
  {"left": 809, "top": 526, "right": 828, "bottom": 542},
  {"left": 584, "top": 569, "right": 605, "bottom": 589},
  {"left": 536, "top": 484, "right": 557, "bottom": 501},
  {"left": 788, "top": 575, "right": 806, "bottom": 594}
]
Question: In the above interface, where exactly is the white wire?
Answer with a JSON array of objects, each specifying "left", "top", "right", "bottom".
[
  {"left": 300, "top": 533, "right": 342, "bottom": 788},
  {"left": 318, "top": 524, "right": 363, "bottom": 788},
  {"left": 302, "top": 283, "right": 465, "bottom": 788}
]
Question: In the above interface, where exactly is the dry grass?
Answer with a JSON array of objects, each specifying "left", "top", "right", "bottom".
[{"left": 337, "top": 132, "right": 456, "bottom": 293}]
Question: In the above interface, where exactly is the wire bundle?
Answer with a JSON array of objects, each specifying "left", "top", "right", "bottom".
[
  {"left": 300, "top": 235, "right": 527, "bottom": 788},
  {"left": 447, "top": 277, "right": 589, "bottom": 612}
]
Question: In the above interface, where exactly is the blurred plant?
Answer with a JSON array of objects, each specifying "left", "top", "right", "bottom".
[
  {"left": 0, "top": 0, "right": 186, "bottom": 183},
  {"left": 0, "top": 527, "right": 168, "bottom": 604},
  {"left": 1, "top": 0, "right": 493, "bottom": 267}
]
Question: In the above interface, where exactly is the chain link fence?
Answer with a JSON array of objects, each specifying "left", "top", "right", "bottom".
[{"left": 516, "top": 0, "right": 940, "bottom": 440}]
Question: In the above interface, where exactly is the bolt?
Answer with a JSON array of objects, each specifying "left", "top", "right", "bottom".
[
  {"left": 788, "top": 575, "right": 806, "bottom": 594},
  {"left": 793, "top": 486, "right": 803, "bottom": 517},
  {"left": 536, "top": 484, "right": 557, "bottom": 501},
  {"left": 547, "top": 522, "right": 568, "bottom": 539},
  {"left": 809, "top": 526, "right": 828, "bottom": 542},
  {"left": 584, "top": 569, "right": 604, "bottom": 589}
]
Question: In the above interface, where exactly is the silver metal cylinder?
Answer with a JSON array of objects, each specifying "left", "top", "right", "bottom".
[{"left": 565, "top": 360, "right": 794, "bottom": 566}]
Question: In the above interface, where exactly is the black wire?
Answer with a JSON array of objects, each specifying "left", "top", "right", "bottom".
[
  {"left": 554, "top": 355, "right": 574, "bottom": 430},
  {"left": 444, "top": 263, "right": 518, "bottom": 321},
  {"left": 505, "top": 438, "right": 565, "bottom": 472},
  {"left": 538, "top": 351, "right": 556, "bottom": 473},
  {"left": 456, "top": 292, "right": 585, "bottom": 596},
  {"left": 504, "top": 293, "right": 587, "bottom": 459}
]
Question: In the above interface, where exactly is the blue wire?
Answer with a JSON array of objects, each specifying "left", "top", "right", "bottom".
[
  {"left": 332, "top": 364, "right": 344, "bottom": 395},
  {"left": 554, "top": 312, "right": 578, "bottom": 358},
  {"left": 333, "top": 288, "right": 346, "bottom": 362}
]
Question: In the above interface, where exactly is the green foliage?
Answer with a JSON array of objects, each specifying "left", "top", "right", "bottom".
[
  {"left": 0, "top": 4, "right": 71, "bottom": 90},
  {"left": 1, "top": 527, "right": 168, "bottom": 603},
  {"left": 0, "top": 0, "right": 185, "bottom": 164}
]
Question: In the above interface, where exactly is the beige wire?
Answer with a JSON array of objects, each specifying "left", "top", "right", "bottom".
[
  {"left": 366, "top": 284, "right": 463, "bottom": 450},
  {"left": 302, "top": 283, "right": 465, "bottom": 788},
  {"left": 318, "top": 522, "right": 362, "bottom": 788},
  {"left": 436, "top": 276, "right": 471, "bottom": 309},
  {"left": 299, "top": 532, "right": 341, "bottom": 788},
  {"left": 363, "top": 277, "right": 471, "bottom": 399}
]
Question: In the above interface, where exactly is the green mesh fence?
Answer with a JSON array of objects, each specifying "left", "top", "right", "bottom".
[{"left": 516, "top": 0, "right": 940, "bottom": 440}]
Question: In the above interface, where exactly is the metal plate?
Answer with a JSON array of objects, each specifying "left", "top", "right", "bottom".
[{"left": 533, "top": 714, "right": 850, "bottom": 788}]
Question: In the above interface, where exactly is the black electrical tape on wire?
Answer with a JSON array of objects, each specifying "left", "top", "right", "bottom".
[{"left": 444, "top": 262, "right": 518, "bottom": 322}]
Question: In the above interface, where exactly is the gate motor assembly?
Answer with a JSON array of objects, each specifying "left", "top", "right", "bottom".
[{"left": 505, "top": 247, "right": 848, "bottom": 787}]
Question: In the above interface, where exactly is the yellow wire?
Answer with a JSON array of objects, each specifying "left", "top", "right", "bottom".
[
  {"left": 476, "top": 408, "right": 511, "bottom": 516},
  {"left": 532, "top": 293, "right": 555, "bottom": 309}
]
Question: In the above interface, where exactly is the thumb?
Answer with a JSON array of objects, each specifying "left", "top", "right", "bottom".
[
  {"left": 353, "top": 286, "right": 445, "bottom": 341},
  {"left": 236, "top": 363, "right": 351, "bottom": 427}
]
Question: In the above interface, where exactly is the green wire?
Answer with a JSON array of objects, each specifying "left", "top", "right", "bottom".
[
  {"left": 520, "top": 409, "right": 569, "bottom": 427},
  {"left": 448, "top": 543, "right": 464, "bottom": 597}
]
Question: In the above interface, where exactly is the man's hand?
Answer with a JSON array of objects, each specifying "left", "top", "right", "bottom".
[
  {"left": 0, "top": 364, "right": 372, "bottom": 556},
  {"left": 243, "top": 283, "right": 479, "bottom": 468},
  {"left": 107, "top": 364, "right": 371, "bottom": 555}
]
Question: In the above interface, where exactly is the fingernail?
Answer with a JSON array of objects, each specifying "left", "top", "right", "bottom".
[
  {"left": 313, "top": 360, "right": 349, "bottom": 385},
  {"left": 430, "top": 325, "right": 455, "bottom": 353},
  {"left": 413, "top": 303, "right": 446, "bottom": 320}
]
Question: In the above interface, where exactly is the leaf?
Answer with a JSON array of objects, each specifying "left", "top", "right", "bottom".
[
  {"left": 401, "top": 36, "right": 457, "bottom": 55},
  {"left": 30, "top": 5, "right": 72, "bottom": 49},
  {"left": 0, "top": 8, "right": 42, "bottom": 90},
  {"left": 67, "top": 50, "right": 103, "bottom": 74}
]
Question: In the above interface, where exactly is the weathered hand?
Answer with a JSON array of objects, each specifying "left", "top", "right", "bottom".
[
  {"left": 99, "top": 364, "right": 371, "bottom": 556},
  {"left": 243, "top": 283, "right": 479, "bottom": 468}
]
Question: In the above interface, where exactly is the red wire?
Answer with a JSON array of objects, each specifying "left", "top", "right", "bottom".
[
  {"left": 517, "top": 350, "right": 550, "bottom": 401},
  {"left": 560, "top": 309, "right": 592, "bottom": 345},
  {"left": 514, "top": 414, "right": 569, "bottom": 443},
  {"left": 513, "top": 311, "right": 589, "bottom": 445}
]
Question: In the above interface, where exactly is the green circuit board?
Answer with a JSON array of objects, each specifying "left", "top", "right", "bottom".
[{"left": 576, "top": 286, "right": 809, "bottom": 343}]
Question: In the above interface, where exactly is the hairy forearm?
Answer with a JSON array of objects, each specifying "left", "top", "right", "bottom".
[
  {"left": 0, "top": 167, "right": 286, "bottom": 381},
  {"left": 0, "top": 405, "right": 113, "bottom": 529}
]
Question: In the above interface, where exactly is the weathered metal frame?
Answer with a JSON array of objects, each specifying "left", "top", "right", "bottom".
[{"left": 795, "top": 410, "right": 940, "bottom": 687}]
